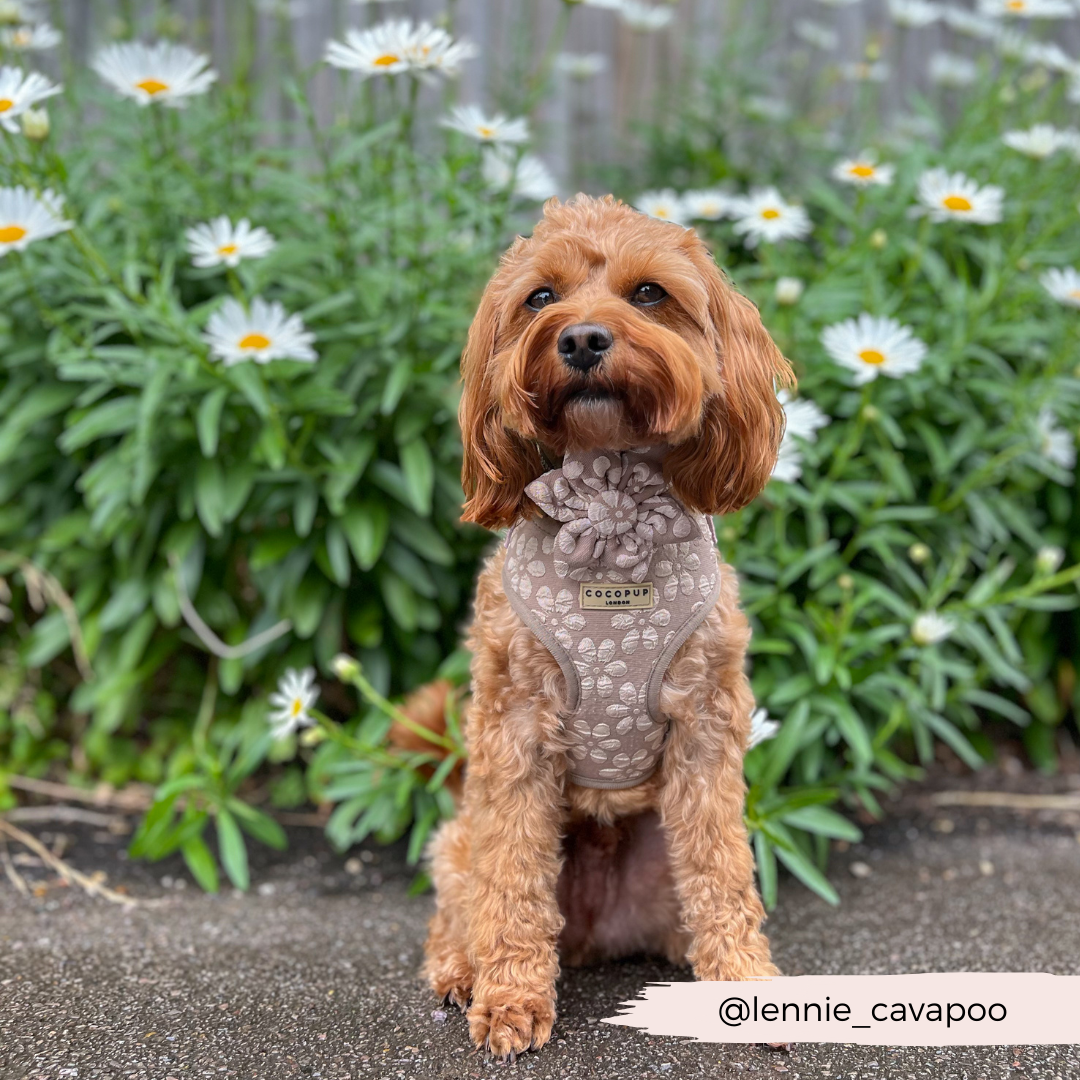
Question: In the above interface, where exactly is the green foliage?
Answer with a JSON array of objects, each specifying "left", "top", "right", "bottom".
[{"left": 2, "top": 5, "right": 1080, "bottom": 908}]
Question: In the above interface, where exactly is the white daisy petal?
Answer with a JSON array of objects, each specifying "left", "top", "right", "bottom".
[
  {"left": 0, "top": 185, "right": 73, "bottom": 257},
  {"left": 1035, "top": 408, "right": 1076, "bottom": 473},
  {"left": 730, "top": 187, "right": 812, "bottom": 245},
  {"left": 821, "top": 313, "right": 928, "bottom": 384},
  {"left": 185, "top": 216, "right": 277, "bottom": 269},
  {"left": 916, "top": 167, "right": 1004, "bottom": 224},
  {"left": 553, "top": 52, "right": 609, "bottom": 79},
  {"left": 928, "top": 52, "right": 978, "bottom": 86},
  {"left": 635, "top": 189, "right": 689, "bottom": 225},
  {"left": 1040, "top": 267, "right": 1080, "bottom": 308},
  {"left": 92, "top": 41, "right": 217, "bottom": 107},
  {"left": 324, "top": 19, "right": 476, "bottom": 80},
  {"left": 682, "top": 189, "right": 737, "bottom": 221},
  {"left": 889, "top": 0, "right": 943, "bottom": 27},
  {"left": 1001, "top": 124, "right": 1076, "bottom": 159},
  {"left": 838, "top": 60, "right": 890, "bottom": 82},
  {"left": 620, "top": 2, "right": 675, "bottom": 30},
  {"left": 0, "top": 65, "right": 61, "bottom": 132},
  {"left": 268, "top": 666, "right": 319, "bottom": 738},
  {"left": 1, "top": 22, "right": 61, "bottom": 50},
  {"left": 203, "top": 296, "right": 317, "bottom": 366},
  {"left": 911, "top": 612, "right": 955, "bottom": 646},
  {"left": 440, "top": 104, "right": 529, "bottom": 145},
  {"left": 831, "top": 151, "right": 895, "bottom": 187},
  {"left": 481, "top": 147, "right": 558, "bottom": 201},
  {"left": 747, "top": 707, "right": 781, "bottom": 749},
  {"left": 977, "top": 0, "right": 1074, "bottom": 17}
]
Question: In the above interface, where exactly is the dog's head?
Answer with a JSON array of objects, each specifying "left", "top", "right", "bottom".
[{"left": 459, "top": 194, "right": 794, "bottom": 529}]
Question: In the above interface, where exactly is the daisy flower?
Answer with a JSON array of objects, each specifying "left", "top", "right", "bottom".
[
  {"left": 889, "top": 0, "right": 943, "bottom": 26},
  {"left": 268, "top": 667, "right": 319, "bottom": 739},
  {"left": 325, "top": 19, "right": 476, "bottom": 80},
  {"left": 440, "top": 104, "right": 529, "bottom": 145},
  {"left": 730, "top": 187, "right": 812, "bottom": 246},
  {"left": 779, "top": 389, "right": 830, "bottom": 443},
  {"left": 1035, "top": 407, "right": 1076, "bottom": 472},
  {"left": 20, "top": 106, "right": 47, "bottom": 139},
  {"left": 92, "top": 41, "right": 217, "bottom": 107},
  {"left": 928, "top": 52, "right": 978, "bottom": 86},
  {"left": 553, "top": 52, "right": 609, "bottom": 78},
  {"left": 916, "top": 168, "right": 1004, "bottom": 224},
  {"left": 481, "top": 147, "right": 558, "bottom": 202},
  {"left": 1, "top": 22, "right": 61, "bottom": 50},
  {"left": 0, "top": 186, "right": 72, "bottom": 257},
  {"left": 683, "top": 189, "right": 735, "bottom": 221},
  {"left": 939, "top": 4, "right": 1001, "bottom": 35},
  {"left": 977, "top": 0, "right": 1074, "bottom": 16},
  {"left": 747, "top": 707, "right": 780, "bottom": 750},
  {"left": 831, "top": 152, "right": 895, "bottom": 186},
  {"left": 911, "top": 612, "right": 955, "bottom": 646},
  {"left": 821, "top": 313, "right": 928, "bottom": 384},
  {"left": 1017, "top": 41, "right": 1075, "bottom": 73},
  {"left": 203, "top": 296, "right": 317, "bottom": 366},
  {"left": 620, "top": 2, "right": 675, "bottom": 30},
  {"left": 635, "top": 189, "right": 688, "bottom": 225},
  {"left": 838, "top": 60, "right": 890, "bottom": 82},
  {"left": 775, "top": 276, "right": 805, "bottom": 305},
  {"left": 0, "top": 65, "right": 61, "bottom": 133},
  {"left": 794, "top": 19, "right": 839, "bottom": 49},
  {"left": 771, "top": 437, "right": 806, "bottom": 483},
  {"left": 580, "top": 0, "right": 626, "bottom": 9},
  {"left": 1040, "top": 267, "right": 1080, "bottom": 308},
  {"left": 1001, "top": 124, "right": 1074, "bottom": 158},
  {"left": 0, "top": 1, "right": 38, "bottom": 24},
  {"left": 185, "top": 216, "right": 276, "bottom": 270}
]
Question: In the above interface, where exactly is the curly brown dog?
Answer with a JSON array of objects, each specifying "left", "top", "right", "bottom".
[{"left": 420, "top": 193, "right": 793, "bottom": 1059}]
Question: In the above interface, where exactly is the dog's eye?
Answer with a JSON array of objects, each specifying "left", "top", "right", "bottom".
[
  {"left": 630, "top": 283, "right": 667, "bottom": 306},
  {"left": 525, "top": 287, "right": 558, "bottom": 311}
]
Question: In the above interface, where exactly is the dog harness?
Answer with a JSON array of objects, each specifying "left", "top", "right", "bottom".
[{"left": 502, "top": 447, "right": 721, "bottom": 789}]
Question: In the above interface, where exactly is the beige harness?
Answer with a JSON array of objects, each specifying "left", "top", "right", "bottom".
[{"left": 502, "top": 447, "right": 721, "bottom": 789}]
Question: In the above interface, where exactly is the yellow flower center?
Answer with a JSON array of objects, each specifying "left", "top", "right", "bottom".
[
  {"left": 12, "top": 29, "right": 29, "bottom": 45},
  {"left": 655, "top": 208, "right": 669, "bottom": 218},
  {"left": 761, "top": 208, "right": 781, "bottom": 220},
  {"left": 136, "top": 78, "right": 170, "bottom": 96},
  {"left": 858, "top": 348, "right": 887, "bottom": 366},
  {"left": 373, "top": 53, "right": 400, "bottom": 67},
  {"left": 943, "top": 194, "right": 973, "bottom": 212},
  {"left": 1007, "top": 0, "right": 1025, "bottom": 9},
  {"left": 239, "top": 332, "right": 272, "bottom": 350},
  {"left": 218, "top": 243, "right": 238, "bottom": 255},
  {"left": 290, "top": 698, "right": 303, "bottom": 717},
  {"left": 1071, "top": 289, "right": 1080, "bottom": 301},
  {"left": 477, "top": 125, "right": 495, "bottom": 138},
  {"left": 0, "top": 98, "right": 12, "bottom": 112},
  {"left": 849, "top": 164, "right": 876, "bottom": 178},
  {"left": 0, "top": 224, "right": 27, "bottom": 243}
]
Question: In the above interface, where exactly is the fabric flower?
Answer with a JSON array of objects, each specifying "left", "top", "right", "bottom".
[{"left": 525, "top": 449, "right": 699, "bottom": 584}]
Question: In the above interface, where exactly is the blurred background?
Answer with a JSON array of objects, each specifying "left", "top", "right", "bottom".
[{"left": 1, "top": 0, "right": 1078, "bottom": 898}]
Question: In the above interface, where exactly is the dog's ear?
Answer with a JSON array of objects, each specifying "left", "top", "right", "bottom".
[
  {"left": 459, "top": 281, "right": 542, "bottom": 530},
  {"left": 666, "top": 241, "right": 794, "bottom": 515}
]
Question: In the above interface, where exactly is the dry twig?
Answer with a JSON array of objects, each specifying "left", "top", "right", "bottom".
[{"left": 928, "top": 790, "right": 1080, "bottom": 811}]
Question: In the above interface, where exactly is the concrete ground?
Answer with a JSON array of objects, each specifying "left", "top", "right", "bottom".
[{"left": 2, "top": 767, "right": 1079, "bottom": 1080}]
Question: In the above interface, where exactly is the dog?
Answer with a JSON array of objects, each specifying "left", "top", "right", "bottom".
[{"left": 419, "top": 193, "right": 793, "bottom": 1059}]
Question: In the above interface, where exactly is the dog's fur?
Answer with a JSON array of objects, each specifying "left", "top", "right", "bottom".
[{"left": 421, "top": 195, "right": 794, "bottom": 1058}]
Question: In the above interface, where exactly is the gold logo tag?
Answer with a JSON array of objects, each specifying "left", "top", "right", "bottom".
[{"left": 579, "top": 583, "right": 655, "bottom": 610}]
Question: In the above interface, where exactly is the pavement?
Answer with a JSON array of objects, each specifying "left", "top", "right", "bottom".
[{"left": 2, "top": 764, "right": 1080, "bottom": 1080}]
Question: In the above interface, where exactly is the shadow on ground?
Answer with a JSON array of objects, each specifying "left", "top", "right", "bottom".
[{"left": 2, "top": 765, "right": 1079, "bottom": 1079}]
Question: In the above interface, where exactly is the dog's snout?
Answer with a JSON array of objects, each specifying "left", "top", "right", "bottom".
[{"left": 558, "top": 323, "right": 613, "bottom": 371}]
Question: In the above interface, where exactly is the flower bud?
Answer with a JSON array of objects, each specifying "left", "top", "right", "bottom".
[
  {"left": 837, "top": 573, "right": 854, "bottom": 591},
  {"left": 908, "top": 542, "right": 931, "bottom": 565},
  {"left": 1035, "top": 546, "right": 1064, "bottom": 575},
  {"left": 331, "top": 653, "right": 361, "bottom": 682},
  {"left": 21, "top": 108, "right": 49, "bottom": 141},
  {"left": 861, "top": 404, "right": 880, "bottom": 422},
  {"left": 299, "top": 726, "right": 327, "bottom": 747},
  {"left": 775, "top": 276, "right": 804, "bottom": 305},
  {"left": 869, "top": 228, "right": 887, "bottom": 249}
]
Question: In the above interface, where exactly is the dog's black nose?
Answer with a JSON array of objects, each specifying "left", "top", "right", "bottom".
[{"left": 558, "top": 323, "right": 613, "bottom": 371}]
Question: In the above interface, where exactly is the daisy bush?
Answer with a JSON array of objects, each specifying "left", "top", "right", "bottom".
[
  {"left": 2, "top": 1, "right": 1080, "bottom": 901},
  {"left": 629, "top": 0, "right": 1080, "bottom": 903}
]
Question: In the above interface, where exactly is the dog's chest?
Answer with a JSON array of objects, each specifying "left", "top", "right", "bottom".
[{"left": 502, "top": 456, "right": 721, "bottom": 791}]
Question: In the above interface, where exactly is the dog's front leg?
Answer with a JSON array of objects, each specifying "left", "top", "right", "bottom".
[
  {"left": 658, "top": 708, "right": 778, "bottom": 982},
  {"left": 464, "top": 707, "right": 564, "bottom": 1058}
]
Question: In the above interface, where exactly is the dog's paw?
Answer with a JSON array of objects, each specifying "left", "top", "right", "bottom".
[{"left": 468, "top": 995, "right": 555, "bottom": 1059}]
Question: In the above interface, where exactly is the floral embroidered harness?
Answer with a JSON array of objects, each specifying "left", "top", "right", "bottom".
[{"left": 502, "top": 447, "right": 721, "bottom": 789}]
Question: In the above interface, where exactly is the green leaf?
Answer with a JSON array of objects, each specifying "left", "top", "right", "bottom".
[
  {"left": 781, "top": 805, "right": 862, "bottom": 842},
  {"left": 216, "top": 809, "right": 250, "bottom": 891},
  {"left": 342, "top": 502, "right": 390, "bottom": 570},
  {"left": 774, "top": 842, "right": 840, "bottom": 906},
  {"left": 228, "top": 800, "right": 288, "bottom": 850},
  {"left": 398, "top": 439, "right": 434, "bottom": 516},
  {"left": 197, "top": 387, "right": 229, "bottom": 457},
  {"left": 194, "top": 458, "right": 226, "bottom": 537},
  {"left": 181, "top": 835, "right": 220, "bottom": 893}
]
